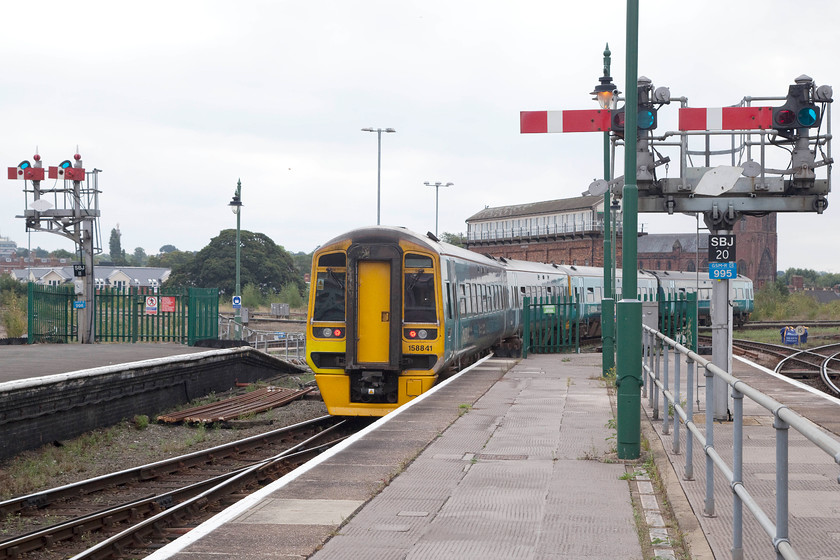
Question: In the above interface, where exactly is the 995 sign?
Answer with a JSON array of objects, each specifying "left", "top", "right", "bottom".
[{"left": 709, "top": 262, "right": 737, "bottom": 279}]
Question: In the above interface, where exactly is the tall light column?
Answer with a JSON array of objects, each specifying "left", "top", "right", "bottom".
[
  {"left": 424, "top": 181, "right": 453, "bottom": 237},
  {"left": 228, "top": 179, "right": 243, "bottom": 340},
  {"left": 362, "top": 127, "right": 396, "bottom": 225},
  {"left": 591, "top": 43, "right": 618, "bottom": 377}
]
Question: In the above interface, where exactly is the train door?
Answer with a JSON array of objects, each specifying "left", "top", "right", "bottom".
[{"left": 357, "top": 260, "right": 391, "bottom": 364}]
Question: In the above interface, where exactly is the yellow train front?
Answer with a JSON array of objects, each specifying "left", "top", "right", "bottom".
[{"left": 305, "top": 226, "right": 446, "bottom": 416}]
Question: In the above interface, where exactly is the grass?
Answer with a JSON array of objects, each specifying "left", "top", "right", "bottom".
[{"left": 736, "top": 326, "right": 840, "bottom": 349}]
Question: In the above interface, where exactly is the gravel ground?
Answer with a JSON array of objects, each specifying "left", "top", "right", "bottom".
[{"left": 0, "top": 373, "right": 328, "bottom": 501}]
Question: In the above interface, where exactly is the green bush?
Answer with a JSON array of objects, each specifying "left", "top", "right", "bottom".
[{"left": 1, "top": 291, "right": 26, "bottom": 338}]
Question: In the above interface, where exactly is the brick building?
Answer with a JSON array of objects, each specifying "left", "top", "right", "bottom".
[{"left": 465, "top": 196, "right": 776, "bottom": 289}]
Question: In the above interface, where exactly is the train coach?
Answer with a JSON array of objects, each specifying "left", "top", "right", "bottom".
[
  {"left": 305, "top": 226, "right": 754, "bottom": 417},
  {"left": 305, "top": 226, "right": 568, "bottom": 416}
]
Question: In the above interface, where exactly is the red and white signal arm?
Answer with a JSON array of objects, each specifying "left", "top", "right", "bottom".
[
  {"left": 48, "top": 166, "right": 86, "bottom": 181},
  {"left": 679, "top": 107, "right": 773, "bottom": 131},
  {"left": 521, "top": 109, "right": 611, "bottom": 133},
  {"left": 7, "top": 164, "right": 45, "bottom": 181}
]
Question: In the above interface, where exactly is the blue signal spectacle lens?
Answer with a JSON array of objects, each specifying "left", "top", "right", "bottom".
[{"left": 797, "top": 107, "right": 818, "bottom": 127}]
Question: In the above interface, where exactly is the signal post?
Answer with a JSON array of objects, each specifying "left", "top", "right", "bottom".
[
  {"left": 522, "top": 56, "right": 832, "bottom": 451},
  {"left": 8, "top": 152, "right": 102, "bottom": 344}
]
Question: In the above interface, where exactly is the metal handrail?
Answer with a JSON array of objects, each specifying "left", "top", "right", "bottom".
[{"left": 642, "top": 323, "right": 840, "bottom": 560}]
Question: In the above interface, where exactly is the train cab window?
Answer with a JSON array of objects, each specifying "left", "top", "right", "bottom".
[
  {"left": 404, "top": 254, "right": 437, "bottom": 323},
  {"left": 586, "top": 287, "right": 595, "bottom": 303},
  {"left": 313, "top": 269, "right": 346, "bottom": 321},
  {"left": 318, "top": 253, "right": 346, "bottom": 267}
]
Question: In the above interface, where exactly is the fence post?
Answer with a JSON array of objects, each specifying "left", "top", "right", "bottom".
[
  {"left": 704, "top": 363, "right": 716, "bottom": 517},
  {"left": 774, "top": 412, "right": 790, "bottom": 559},
  {"left": 685, "top": 354, "right": 695, "bottom": 481},
  {"left": 732, "top": 386, "right": 745, "bottom": 560},
  {"left": 522, "top": 296, "right": 531, "bottom": 358}
]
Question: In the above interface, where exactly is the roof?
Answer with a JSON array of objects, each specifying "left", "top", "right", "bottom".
[
  {"left": 637, "top": 234, "right": 708, "bottom": 254},
  {"left": 466, "top": 195, "right": 604, "bottom": 222},
  {"left": 10, "top": 266, "right": 170, "bottom": 286}
]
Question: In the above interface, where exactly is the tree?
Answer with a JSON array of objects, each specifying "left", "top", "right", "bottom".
[
  {"left": 164, "top": 229, "right": 305, "bottom": 297},
  {"left": 109, "top": 228, "right": 126, "bottom": 265},
  {"left": 159, "top": 244, "right": 178, "bottom": 254},
  {"left": 291, "top": 251, "right": 313, "bottom": 279},
  {"left": 51, "top": 249, "right": 74, "bottom": 259},
  {"left": 147, "top": 250, "right": 195, "bottom": 269},
  {"left": 441, "top": 232, "right": 467, "bottom": 248},
  {"left": 131, "top": 247, "right": 148, "bottom": 266}
]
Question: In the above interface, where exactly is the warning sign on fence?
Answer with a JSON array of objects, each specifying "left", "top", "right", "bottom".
[
  {"left": 145, "top": 296, "right": 158, "bottom": 315},
  {"left": 160, "top": 296, "right": 176, "bottom": 313}
]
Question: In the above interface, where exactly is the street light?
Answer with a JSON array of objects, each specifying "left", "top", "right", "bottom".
[
  {"left": 228, "top": 179, "right": 243, "bottom": 340},
  {"left": 591, "top": 43, "right": 618, "bottom": 378},
  {"left": 424, "top": 181, "right": 453, "bottom": 237},
  {"left": 361, "top": 127, "right": 396, "bottom": 225}
]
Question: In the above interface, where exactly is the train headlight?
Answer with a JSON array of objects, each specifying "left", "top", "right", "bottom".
[
  {"left": 403, "top": 328, "right": 437, "bottom": 340},
  {"left": 316, "top": 327, "right": 344, "bottom": 338}
]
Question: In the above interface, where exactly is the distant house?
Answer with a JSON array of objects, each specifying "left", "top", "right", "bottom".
[{"left": 10, "top": 266, "right": 170, "bottom": 290}]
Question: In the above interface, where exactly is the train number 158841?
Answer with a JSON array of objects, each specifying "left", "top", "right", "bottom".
[{"left": 407, "top": 344, "right": 433, "bottom": 352}]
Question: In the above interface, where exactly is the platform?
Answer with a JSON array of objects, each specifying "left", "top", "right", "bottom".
[
  {"left": 641, "top": 354, "right": 840, "bottom": 560},
  {"left": 148, "top": 354, "right": 655, "bottom": 560},
  {"left": 0, "top": 342, "right": 210, "bottom": 384}
]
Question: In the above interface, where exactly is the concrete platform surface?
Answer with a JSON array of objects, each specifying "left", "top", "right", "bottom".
[
  {"left": 0, "top": 342, "right": 210, "bottom": 383},
  {"left": 312, "top": 353, "right": 643, "bottom": 560},
  {"left": 149, "top": 354, "right": 649, "bottom": 560}
]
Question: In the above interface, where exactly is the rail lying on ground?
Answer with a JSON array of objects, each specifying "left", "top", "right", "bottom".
[
  {"left": 0, "top": 416, "right": 353, "bottom": 559},
  {"left": 643, "top": 324, "right": 840, "bottom": 560}
]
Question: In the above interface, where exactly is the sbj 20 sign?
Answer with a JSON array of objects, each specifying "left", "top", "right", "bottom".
[{"left": 708, "top": 234, "right": 736, "bottom": 262}]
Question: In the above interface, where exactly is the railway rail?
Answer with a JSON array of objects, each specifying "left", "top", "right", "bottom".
[
  {"left": 0, "top": 415, "right": 366, "bottom": 560},
  {"left": 721, "top": 337, "right": 840, "bottom": 397}
]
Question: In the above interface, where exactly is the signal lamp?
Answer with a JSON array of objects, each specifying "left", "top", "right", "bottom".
[
  {"left": 19, "top": 160, "right": 31, "bottom": 170},
  {"left": 638, "top": 107, "right": 656, "bottom": 130},
  {"left": 798, "top": 107, "right": 818, "bottom": 127},
  {"left": 59, "top": 160, "right": 72, "bottom": 169}
]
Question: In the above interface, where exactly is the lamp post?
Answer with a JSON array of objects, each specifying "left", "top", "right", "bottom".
[
  {"left": 591, "top": 43, "right": 618, "bottom": 378},
  {"left": 424, "top": 181, "right": 453, "bottom": 237},
  {"left": 228, "top": 179, "right": 243, "bottom": 340},
  {"left": 361, "top": 127, "right": 396, "bottom": 225}
]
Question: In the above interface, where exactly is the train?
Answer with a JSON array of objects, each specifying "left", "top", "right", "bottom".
[{"left": 305, "top": 226, "right": 753, "bottom": 416}]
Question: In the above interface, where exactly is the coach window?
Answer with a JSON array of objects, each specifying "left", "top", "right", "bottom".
[
  {"left": 313, "top": 253, "right": 347, "bottom": 321},
  {"left": 404, "top": 253, "right": 437, "bottom": 323}
]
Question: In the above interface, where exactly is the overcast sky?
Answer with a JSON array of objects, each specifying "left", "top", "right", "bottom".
[{"left": 0, "top": 1, "right": 837, "bottom": 272}]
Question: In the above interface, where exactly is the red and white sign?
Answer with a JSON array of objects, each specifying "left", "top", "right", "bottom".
[
  {"left": 160, "top": 296, "right": 176, "bottom": 313},
  {"left": 679, "top": 107, "right": 772, "bottom": 131},
  {"left": 145, "top": 296, "right": 158, "bottom": 315},
  {"left": 520, "top": 110, "right": 611, "bottom": 134}
]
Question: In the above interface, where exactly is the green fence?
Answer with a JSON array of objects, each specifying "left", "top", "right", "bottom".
[
  {"left": 26, "top": 283, "right": 218, "bottom": 345},
  {"left": 28, "top": 283, "right": 77, "bottom": 344},
  {"left": 657, "top": 292, "right": 698, "bottom": 352},
  {"left": 522, "top": 295, "right": 580, "bottom": 356}
]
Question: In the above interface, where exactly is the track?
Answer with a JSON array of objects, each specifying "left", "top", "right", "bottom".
[
  {"left": 725, "top": 338, "right": 840, "bottom": 397},
  {"left": 0, "top": 416, "right": 368, "bottom": 560}
]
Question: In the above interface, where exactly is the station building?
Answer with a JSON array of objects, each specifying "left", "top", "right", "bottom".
[{"left": 464, "top": 195, "right": 776, "bottom": 289}]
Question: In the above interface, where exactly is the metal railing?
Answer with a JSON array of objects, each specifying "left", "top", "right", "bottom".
[
  {"left": 218, "top": 316, "right": 306, "bottom": 361},
  {"left": 642, "top": 324, "right": 840, "bottom": 560},
  {"left": 467, "top": 219, "right": 625, "bottom": 243}
]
